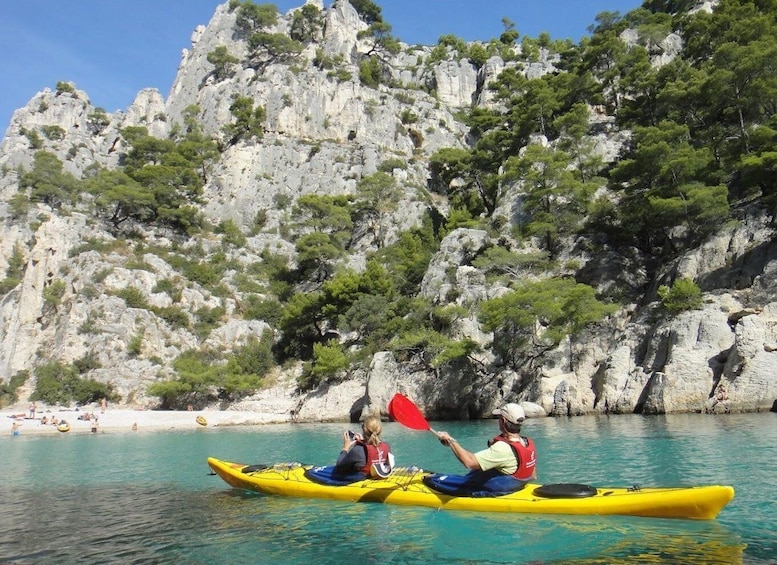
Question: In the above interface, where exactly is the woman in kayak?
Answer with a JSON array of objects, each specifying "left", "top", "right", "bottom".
[
  {"left": 334, "top": 415, "right": 394, "bottom": 479},
  {"left": 433, "top": 403, "right": 536, "bottom": 494}
]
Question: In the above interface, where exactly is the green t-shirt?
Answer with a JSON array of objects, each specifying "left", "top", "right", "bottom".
[{"left": 474, "top": 441, "right": 517, "bottom": 475}]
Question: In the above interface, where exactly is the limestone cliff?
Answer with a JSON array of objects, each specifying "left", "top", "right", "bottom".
[{"left": 0, "top": 0, "right": 774, "bottom": 422}]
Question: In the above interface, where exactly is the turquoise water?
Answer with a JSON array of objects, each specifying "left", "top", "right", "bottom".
[{"left": 1, "top": 413, "right": 775, "bottom": 564}]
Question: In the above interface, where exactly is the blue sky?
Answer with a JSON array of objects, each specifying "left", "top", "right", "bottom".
[{"left": 0, "top": 0, "right": 642, "bottom": 134}]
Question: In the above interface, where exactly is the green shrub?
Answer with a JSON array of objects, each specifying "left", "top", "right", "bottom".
[
  {"left": 43, "top": 280, "right": 66, "bottom": 309},
  {"left": 147, "top": 379, "right": 191, "bottom": 407},
  {"left": 273, "top": 193, "right": 292, "bottom": 209},
  {"left": 0, "top": 371, "right": 28, "bottom": 408},
  {"left": 148, "top": 333, "right": 273, "bottom": 406},
  {"left": 657, "top": 277, "right": 703, "bottom": 313},
  {"left": 23, "top": 128, "right": 43, "bottom": 149},
  {"left": 87, "top": 109, "right": 110, "bottom": 133},
  {"left": 153, "top": 306, "right": 190, "bottom": 329},
  {"left": 41, "top": 125, "right": 66, "bottom": 140},
  {"left": 377, "top": 157, "right": 407, "bottom": 172},
  {"left": 359, "top": 56, "right": 381, "bottom": 87},
  {"left": 193, "top": 306, "right": 225, "bottom": 339},
  {"left": 31, "top": 361, "right": 118, "bottom": 406},
  {"left": 399, "top": 109, "right": 418, "bottom": 124},
  {"left": 207, "top": 46, "right": 240, "bottom": 80},
  {"left": 73, "top": 353, "right": 102, "bottom": 374},
  {"left": 128, "top": 331, "right": 144, "bottom": 356},
  {"left": 243, "top": 295, "right": 283, "bottom": 325},
  {"left": 115, "top": 287, "right": 150, "bottom": 309},
  {"left": 153, "top": 278, "right": 181, "bottom": 300},
  {"left": 9, "top": 193, "right": 31, "bottom": 218},
  {"left": 229, "top": 332, "right": 275, "bottom": 381},
  {"left": 217, "top": 218, "right": 247, "bottom": 248},
  {"left": 329, "top": 68, "right": 352, "bottom": 82},
  {"left": 0, "top": 244, "right": 24, "bottom": 294},
  {"left": 55, "top": 81, "right": 76, "bottom": 95},
  {"left": 0, "top": 278, "right": 20, "bottom": 294},
  {"left": 184, "top": 262, "right": 221, "bottom": 286},
  {"left": 233, "top": 272, "right": 264, "bottom": 293},
  {"left": 251, "top": 210, "right": 267, "bottom": 234}
]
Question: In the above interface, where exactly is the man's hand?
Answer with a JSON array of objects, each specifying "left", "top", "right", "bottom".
[{"left": 437, "top": 431, "right": 453, "bottom": 446}]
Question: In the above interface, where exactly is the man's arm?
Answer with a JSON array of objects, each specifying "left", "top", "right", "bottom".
[{"left": 437, "top": 431, "right": 482, "bottom": 471}]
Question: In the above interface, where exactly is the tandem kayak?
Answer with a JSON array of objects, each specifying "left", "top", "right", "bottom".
[{"left": 206, "top": 458, "right": 734, "bottom": 520}]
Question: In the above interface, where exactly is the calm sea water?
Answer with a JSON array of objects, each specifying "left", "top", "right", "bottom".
[{"left": 1, "top": 413, "right": 775, "bottom": 564}]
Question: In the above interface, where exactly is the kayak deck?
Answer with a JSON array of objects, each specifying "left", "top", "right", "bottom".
[{"left": 206, "top": 458, "right": 734, "bottom": 520}]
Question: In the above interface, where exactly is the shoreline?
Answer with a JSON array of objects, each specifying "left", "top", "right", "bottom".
[
  {"left": 5, "top": 402, "right": 766, "bottom": 438},
  {"left": 3, "top": 406, "right": 292, "bottom": 436}
]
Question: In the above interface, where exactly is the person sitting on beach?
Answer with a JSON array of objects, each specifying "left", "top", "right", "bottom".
[
  {"left": 334, "top": 415, "right": 394, "bottom": 480},
  {"left": 40, "top": 416, "right": 48, "bottom": 425}
]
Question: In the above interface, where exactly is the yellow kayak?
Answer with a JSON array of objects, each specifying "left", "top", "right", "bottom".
[{"left": 206, "top": 458, "right": 734, "bottom": 520}]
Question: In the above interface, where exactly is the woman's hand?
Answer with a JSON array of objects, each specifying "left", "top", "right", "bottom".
[{"left": 342, "top": 430, "right": 358, "bottom": 450}]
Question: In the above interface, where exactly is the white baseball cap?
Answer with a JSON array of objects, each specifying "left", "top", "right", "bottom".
[{"left": 492, "top": 403, "right": 525, "bottom": 424}]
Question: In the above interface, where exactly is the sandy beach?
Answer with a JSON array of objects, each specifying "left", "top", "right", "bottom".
[{"left": 3, "top": 404, "right": 290, "bottom": 436}]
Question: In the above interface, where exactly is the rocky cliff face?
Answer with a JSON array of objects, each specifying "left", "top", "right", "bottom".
[{"left": 0, "top": 0, "right": 774, "bottom": 422}]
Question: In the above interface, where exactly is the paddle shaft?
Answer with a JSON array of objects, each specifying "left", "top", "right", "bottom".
[{"left": 429, "top": 426, "right": 457, "bottom": 444}]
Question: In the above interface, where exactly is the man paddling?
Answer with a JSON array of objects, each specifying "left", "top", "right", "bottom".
[{"left": 436, "top": 403, "right": 537, "bottom": 492}]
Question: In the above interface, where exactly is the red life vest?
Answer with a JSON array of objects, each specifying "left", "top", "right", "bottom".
[
  {"left": 358, "top": 440, "right": 391, "bottom": 475},
  {"left": 490, "top": 434, "right": 536, "bottom": 481}
]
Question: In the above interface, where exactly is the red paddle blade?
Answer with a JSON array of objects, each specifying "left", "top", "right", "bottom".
[{"left": 388, "top": 393, "right": 431, "bottom": 431}]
